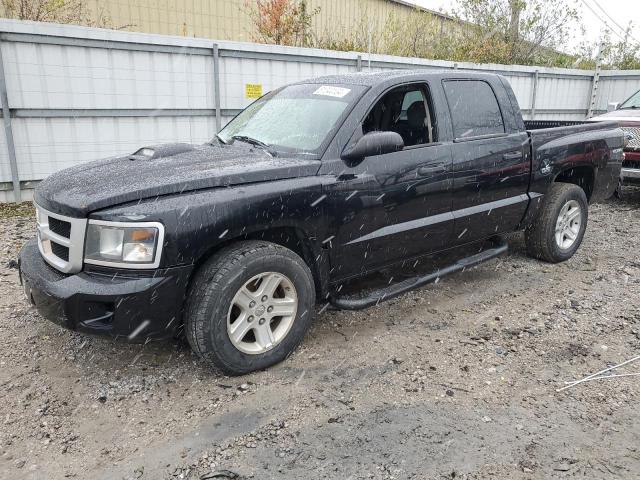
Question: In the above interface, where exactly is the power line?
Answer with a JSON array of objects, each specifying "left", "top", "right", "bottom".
[
  {"left": 590, "top": 0, "right": 640, "bottom": 43},
  {"left": 579, "top": 0, "right": 629, "bottom": 43},
  {"left": 590, "top": 0, "right": 626, "bottom": 34},
  {"left": 579, "top": 0, "right": 621, "bottom": 39}
]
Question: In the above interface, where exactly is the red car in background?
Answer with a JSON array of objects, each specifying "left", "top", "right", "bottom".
[{"left": 592, "top": 89, "right": 640, "bottom": 184}]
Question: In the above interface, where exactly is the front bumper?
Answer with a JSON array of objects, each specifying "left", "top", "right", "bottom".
[
  {"left": 19, "top": 238, "right": 193, "bottom": 341},
  {"left": 622, "top": 151, "right": 640, "bottom": 183},
  {"left": 622, "top": 167, "right": 640, "bottom": 182}
]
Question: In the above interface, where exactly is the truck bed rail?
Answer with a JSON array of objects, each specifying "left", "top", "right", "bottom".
[{"left": 525, "top": 120, "right": 588, "bottom": 130}]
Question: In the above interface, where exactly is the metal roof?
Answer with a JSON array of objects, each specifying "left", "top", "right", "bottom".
[{"left": 388, "top": 0, "right": 462, "bottom": 23}]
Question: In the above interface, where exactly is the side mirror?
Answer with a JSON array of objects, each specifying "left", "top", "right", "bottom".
[
  {"left": 607, "top": 102, "right": 620, "bottom": 112},
  {"left": 341, "top": 131, "right": 404, "bottom": 162}
]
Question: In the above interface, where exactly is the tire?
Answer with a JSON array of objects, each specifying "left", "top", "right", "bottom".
[
  {"left": 185, "top": 241, "right": 315, "bottom": 375},
  {"left": 613, "top": 177, "right": 623, "bottom": 200},
  {"left": 525, "top": 182, "right": 588, "bottom": 263}
]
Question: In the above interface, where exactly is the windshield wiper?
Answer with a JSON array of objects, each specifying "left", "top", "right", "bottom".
[
  {"left": 619, "top": 105, "right": 638, "bottom": 110},
  {"left": 231, "top": 135, "right": 276, "bottom": 155}
]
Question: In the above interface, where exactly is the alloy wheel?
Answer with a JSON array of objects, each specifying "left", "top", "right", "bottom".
[
  {"left": 226, "top": 272, "right": 298, "bottom": 354},
  {"left": 555, "top": 199, "right": 582, "bottom": 250}
]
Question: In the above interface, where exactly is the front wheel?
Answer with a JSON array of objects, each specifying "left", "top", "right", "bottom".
[
  {"left": 525, "top": 182, "right": 589, "bottom": 263},
  {"left": 185, "top": 241, "right": 315, "bottom": 375}
]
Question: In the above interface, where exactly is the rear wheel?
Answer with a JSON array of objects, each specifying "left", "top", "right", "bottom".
[
  {"left": 185, "top": 241, "right": 315, "bottom": 375},
  {"left": 525, "top": 182, "right": 588, "bottom": 263}
]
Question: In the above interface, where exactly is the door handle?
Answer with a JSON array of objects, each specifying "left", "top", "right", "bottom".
[
  {"left": 503, "top": 151, "right": 523, "bottom": 161},
  {"left": 337, "top": 173, "right": 357, "bottom": 181},
  {"left": 418, "top": 164, "right": 446, "bottom": 175}
]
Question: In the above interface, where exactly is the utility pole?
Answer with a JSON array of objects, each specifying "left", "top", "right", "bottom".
[
  {"left": 368, "top": 21, "right": 373, "bottom": 71},
  {"left": 587, "top": 39, "right": 605, "bottom": 118}
]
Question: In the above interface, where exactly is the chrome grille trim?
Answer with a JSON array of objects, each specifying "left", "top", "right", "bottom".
[
  {"left": 35, "top": 204, "right": 87, "bottom": 274},
  {"left": 621, "top": 126, "right": 640, "bottom": 149}
]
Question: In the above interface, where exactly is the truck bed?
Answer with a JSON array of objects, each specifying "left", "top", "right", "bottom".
[{"left": 525, "top": 120, "right": 623, "bottom": 203}]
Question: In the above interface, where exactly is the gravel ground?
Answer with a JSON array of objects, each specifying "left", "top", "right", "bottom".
[{"left": 0, "top": 189, "right": 639, "bottom": 480}]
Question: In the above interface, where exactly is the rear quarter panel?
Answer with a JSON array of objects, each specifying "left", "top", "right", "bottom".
[{"left": 528, "top": 121, "right": 624, "bottom": 199}]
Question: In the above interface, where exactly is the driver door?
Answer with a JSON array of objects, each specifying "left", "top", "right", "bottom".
[{"left": 322, "top": 83, "right": 454, "bottom": 281}]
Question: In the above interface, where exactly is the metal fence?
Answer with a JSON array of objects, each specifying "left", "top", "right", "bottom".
[{"left": 1, "top": 18, "right": 639, "bottom": 202}]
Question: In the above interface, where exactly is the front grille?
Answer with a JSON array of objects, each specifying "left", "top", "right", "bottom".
[
  {"left": 49, "top": 216, "right": 71, "bottom": 238},
  {"left": 621, "top": 126, "right": 640, "bottom": 149},
  {"left": 50, "top": 241, "right": 70, "bottom": 261},
  {"left": 36, "top": 205, "right": 87, "bottom": 274}
]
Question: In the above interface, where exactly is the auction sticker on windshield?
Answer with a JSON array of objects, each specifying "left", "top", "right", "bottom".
[{"left": 313, "top": 86, "right": 351, "bottom": 98}]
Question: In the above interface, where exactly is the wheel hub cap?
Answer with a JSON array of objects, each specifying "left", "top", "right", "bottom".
[
  {"left": 226, "top": 272, "right": 298, "bottom": 355},
  {"left": 555, "top": 200, "right": 581, "bottom": 250}
]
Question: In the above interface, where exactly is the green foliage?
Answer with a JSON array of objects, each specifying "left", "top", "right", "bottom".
[
  {"left": 311, "top": 0, "right": 600, "bottom": 68},
  {"left": 450, "top": 0, "right": 582, "bottom": 65},
  {"left": 576, "top": 28, "right": 640, "bottom": 70},
  {"left": 314, "top": 0, "right": 640, "bottom": 70},
  {"left": 383, "top": 10, "right": 453, "bottom": 60},
  {"left": 2, "top": 0, "right": 91, "bottom": 24},
  {"left": 1, "top": 0, "right": 123, "bottom": 28},
  {"left": 245, "top": 0, "right": 320, "bottom": 47}
]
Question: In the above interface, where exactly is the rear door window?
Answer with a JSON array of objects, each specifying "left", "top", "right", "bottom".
[{"left": 443, "top": 80, "right": 505, "bottom": 139}]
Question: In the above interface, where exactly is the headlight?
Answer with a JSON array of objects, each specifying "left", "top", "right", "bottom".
[{"left": 84, "top": 220, "right": 165, "bottom": 268}]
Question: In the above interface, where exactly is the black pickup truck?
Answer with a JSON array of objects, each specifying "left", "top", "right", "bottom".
[{"left": 19, "top": 71, "right": 623, "bottom": 374}]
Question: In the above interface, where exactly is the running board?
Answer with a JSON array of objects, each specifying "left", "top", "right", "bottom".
[{"left": 330, "top": 238, "right": 508, "bottom": 310}]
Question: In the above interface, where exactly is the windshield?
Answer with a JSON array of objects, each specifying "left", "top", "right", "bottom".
[
  {"left": 620, "top": 90, "right": 640, "bottom": 109},
  {"left": 217, "top": 83, "right": 366, "bottom": 155}
]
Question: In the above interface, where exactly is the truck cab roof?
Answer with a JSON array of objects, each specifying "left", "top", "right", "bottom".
[{"left": 296, "top": 69, "right": 504, "bottom": 88}]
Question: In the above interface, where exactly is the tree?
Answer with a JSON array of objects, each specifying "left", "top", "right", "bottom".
[
  {"left": 575, "top": 26, "right": 640, "bottom": 70},
  {"left": 316, "top": 16, "right": 387, "bottom": 55},
  {"left": 451, "top": 0, "right": 581, "bottom": 65},
  {"left": 384, "top": 9, "right": 454, "bottom": 59},
  {"left": 1, "top": 0, "right": 126, "bottom": 29},
  {"left": 316, "top": 1, "right": 584, "bottom": 68},
  {"left": 1, "top": 0, "right": 92, "bottom": 24},
  {"left": 245, "top": 0, "right": 320, "bottom": 47}
]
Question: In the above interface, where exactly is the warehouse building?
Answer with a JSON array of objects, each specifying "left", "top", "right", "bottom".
[{"left": 4, "top": 0, "right": 463, "bottom": 43}]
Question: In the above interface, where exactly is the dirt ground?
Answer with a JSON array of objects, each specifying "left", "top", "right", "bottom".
[{"left": 0, "top": 189, "right": 639, "bottom": 480}]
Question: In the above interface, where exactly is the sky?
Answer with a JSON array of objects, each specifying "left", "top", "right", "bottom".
[{"left": 409, "top": 0, "right": 640, "bottom": 52}]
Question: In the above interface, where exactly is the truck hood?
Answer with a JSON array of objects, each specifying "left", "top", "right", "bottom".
[
  {"left": 591, "top": 109, "right": 640, "bottom": 123},
  {"left": 35, "top": 143, "right": 320, "bottom": 217}
]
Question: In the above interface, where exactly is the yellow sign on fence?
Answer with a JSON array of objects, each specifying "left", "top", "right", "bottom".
[{"left": 245, "top": 83, "right": 263, "bottom": 99}]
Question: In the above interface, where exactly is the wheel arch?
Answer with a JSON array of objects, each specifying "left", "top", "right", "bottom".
[
  {"left": 188, "top": 226, "right": 329, "bottom": 303},
  {"left": 553, "top": 164, "right": 596, "bottom": 201}
]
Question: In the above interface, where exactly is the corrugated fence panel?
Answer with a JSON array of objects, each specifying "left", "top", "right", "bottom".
[
  {"left": 219, "top": 56, "right": 354, "bottom": 111},
  {"left": 597, "top": 75, "right": 640, "bottom": 111},
  {"left": 0, "top": 109, "right": 8, "bottom": 183},
  {"left": 535, "top": 75, "right": 591, "bottom": 112},
  {"left": 11, "top": 116, "right": 215, "bottom": 179},
  {"left": 0, "top": 19, "right": 639, "bottom": 202},
  {"left": 2, "top": 41, "right": 214, "bottom": 109},
  {"left": 501, "top": 73, "right": 535, "bottom": 111}
]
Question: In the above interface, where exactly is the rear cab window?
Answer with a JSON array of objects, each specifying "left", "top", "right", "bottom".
[{"left": 442, "top": 80, "right": 505, "bottom": 140}]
